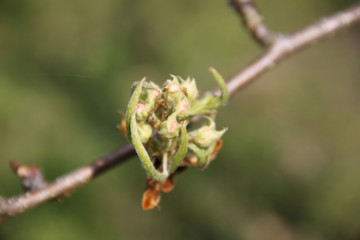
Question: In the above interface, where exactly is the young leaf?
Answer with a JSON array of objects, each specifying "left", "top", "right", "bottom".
[
  {"left": 131, "top": 113, "right": 168, "bottom": 181},
  {"left": 209, "top": 67, "right": 229, "bottom": 106},
  {"left": 169, "top": 122, "right": 188, "bottom": 173},
  {"left": 125, "top": 78, "right": 146, "bottom": 141}
]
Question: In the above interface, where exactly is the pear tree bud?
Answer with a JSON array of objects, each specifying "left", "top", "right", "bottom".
[
  {"left": 136, "top": 86, "right": 161, "bottom": 121},
  {"left": 181, "top": 78, "right": 198, "bottom": 101},
  {"left": 159, "top": 111, "right": 181, "bottom": 138},
  {"left": 176, "top": 98, "right": 190, "bottom": 117},
  {"left": 163, "top": 76, "right": 187, "bottom": 112},
  {"left": 137, "top": 122, "right": 153, "bottom": 143},
  {"left": 188, "top": 118, "right": 227, "bottom": 148}
]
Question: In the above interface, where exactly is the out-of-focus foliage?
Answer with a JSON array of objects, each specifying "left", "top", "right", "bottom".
[{"left": 1, "top": 0, "right": 360, "bottom": 239}]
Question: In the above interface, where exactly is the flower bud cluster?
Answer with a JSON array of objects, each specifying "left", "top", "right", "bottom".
[
  {"left": 122, "top": 68, "right": 229, "bottom": 209},
  {"left": 188, "top": 117, "right": 227, "bottom": 167}
]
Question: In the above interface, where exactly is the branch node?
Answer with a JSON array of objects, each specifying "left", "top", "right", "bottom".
[
  {"left": 230, "top": 0, "right": 278, "bottom": 47},
  {"left": 10, "top": 161, "right": 48, "bottom": 192}
]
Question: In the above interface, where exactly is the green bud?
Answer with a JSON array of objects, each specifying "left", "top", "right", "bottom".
[
  {"left": 175, "top": 98, "right": 190, "bottom": 117},
  {"left": 136, "top": 103, "right": 149, "bottom": 120},
  {"left": 188, "top": 117, "right": 227, "bottom": 148},
  {"left": 159, "top": 111, "right": 181, "bottom": 138},
  {"left": 188, "top": 142, "right": 208, "bottom": 168},
  {"left": 181, "top": 78, "right": 198, "bottom": 101},
  {"left": 140, "top": 82, "right": 161, "bottom": 105},
  {"left": 165, "top": 76, "right": 181, "bottom": 93},
  {"left": 137, "top": 122, "right": 153, "bottom": 143},
  {"left": 136, "top": 85, "right": 161, "bottom": 121},
  {"left": 124, "top": 69, "right": 228, "bottom": 184},
  {"left": 187, "top": 68, "right": 228, "bottom": 117},
  {"left": 163, "top": 76, "right": 187, "bottom": 111}
]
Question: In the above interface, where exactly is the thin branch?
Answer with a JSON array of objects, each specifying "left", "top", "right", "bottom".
[
  {"left": 0, "top": 144, "right": 135, "bottom": 223},
  {"left": 1, "top": 1, "right": 360, "bottom": 223},
  {"left": 230, "top": 0, "right": 277, "bottom": 46},
  {"left": 225, "top": 1, "right": 360, "bottom": 95}
]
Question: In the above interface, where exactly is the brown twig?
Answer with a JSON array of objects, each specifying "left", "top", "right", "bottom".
[
  {"left": 0, "top": 144, "right": 135, "bottom": 223},
  {"left": 1, "top": 1, "right": 360, "bottom": 223},
  {"left": 230, "top": 0, "right": 277, "bottom": 46},
  {"left": 219, "top": 1, "right": 360, "bottom": 96}
]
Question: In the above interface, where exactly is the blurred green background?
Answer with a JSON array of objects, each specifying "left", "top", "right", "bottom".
[{"left": 1, "top": 0, "right": 360, "bottom": 239}]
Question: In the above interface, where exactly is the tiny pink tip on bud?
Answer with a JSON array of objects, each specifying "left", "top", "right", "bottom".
[
  {"left": 135, "top": 103, "right": 149, "bottom": 120},
  {"left": 136, "top": 103, "right": 145, "bottom": 111},
  {"left": 159, "top": 111, "right": 181, "bottom": 138},
  {"left": 168, "top": 119, "right": 178, "bottom": 134},
  {"left": 178, "top": 99, "right": 189, "bottom": 114}
]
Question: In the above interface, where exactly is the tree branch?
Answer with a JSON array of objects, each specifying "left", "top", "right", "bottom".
[
  {"left": 1, "top": 1, "right": 360, "bottom": 223},
  {"left": 225, "top": 0, "right": 360, "bottom": 95},
  {"left": 230, "top": 0, "right": 277, "bottom": 46},
  {"left": 0, "top": 144, "right": 135, "bottom": 223}
]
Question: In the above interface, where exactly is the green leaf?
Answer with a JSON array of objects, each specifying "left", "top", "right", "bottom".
[
  {"left": 131, "top": 113, "right": 168, "bottom": 181},
  {"left": 209, "top": 67, "right": 229, "bottom": 106},
  {"left": 125, "top": 78, "right": 145, "bottom": 141},
  {"left": 169, "top": 122, "right": 188, "bottom": 173},
  {"left": 187, "top": 68, "right": 229, "bottom": 117}
]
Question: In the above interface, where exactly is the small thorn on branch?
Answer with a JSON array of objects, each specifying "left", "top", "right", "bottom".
[
  {"left": 10, "top": 161, "right": 48, "bottom": 192},
  {"left": 230, "top": 0, "right": 278, "bottom": 46}
]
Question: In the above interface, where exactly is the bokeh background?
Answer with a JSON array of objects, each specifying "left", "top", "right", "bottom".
[{"left": 1, "top": 0, "right": 360, "bottom": 239}]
